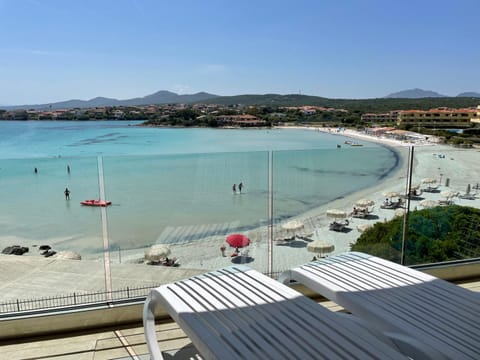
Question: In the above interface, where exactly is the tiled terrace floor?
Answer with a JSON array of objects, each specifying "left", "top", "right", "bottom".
[{"left": 2, "top": 280, "right": 479, "bottom": 360}]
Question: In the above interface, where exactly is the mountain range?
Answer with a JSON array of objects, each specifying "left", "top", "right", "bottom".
[
  {"left": 2, "top": 89, "right": 480, "bottom": 110},
  {"left": 385, "top": 88, "right": 480, "bottom": 99},
  {"left": 1, "top": 91, "right": 219, "bottom": 110}
]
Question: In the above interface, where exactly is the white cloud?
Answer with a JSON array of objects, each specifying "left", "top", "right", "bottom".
[
  {"left": 199, "top": 64, "right": 228, "bottom": 73},
  {"left": 172, "top": 84, "right": 193, "bottom": 94},
  {"left": 0, "top": 48, "right": 80, "bottom": 57}
]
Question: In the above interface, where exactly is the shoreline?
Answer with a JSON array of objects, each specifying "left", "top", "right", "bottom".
[
  {"left": 151, "top": 128, "right": 479, "bottom": 273},
  {"left": 3, "top": 127, "right": 479, "bottom": 268}
]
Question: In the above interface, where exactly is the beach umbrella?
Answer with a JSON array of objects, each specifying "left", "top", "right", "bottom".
[
  {"left": 307, "top": 240, "right": 335, "bottom": 258},
  {"left": 355, "top": 199, "right": 375, "bottom": 208},
  {"left": 226, "top": 233, "right": 250, "bottom": 248},
  {"left": 54, "top": 251, "right": 82, "bottom": 260},
  {"left": 422, "top": 178, "right": 437, "bottom": 184},
  {"left": 394, "top": 208, "right": 405, "bottom": 218},
  {"left": 441, "top": 190, "right": 459, "bottom": 199},
  {"left": 281, "top": 219, "right": 304, "bottom": 231},
  {"left": 357, "top": 223, "right": 373, "bottom": 233},
  {"left": 420, "top": 199, "right": 438, "bottom": 208},
  {"left": 326, "top": 209, "right": 347, "bottom": 219},
  {"left": 382, "top": 191, "right": 401, "bottom": 198},
  {"left": 144, "top": 244, "right": 171, "bottom": 262}
]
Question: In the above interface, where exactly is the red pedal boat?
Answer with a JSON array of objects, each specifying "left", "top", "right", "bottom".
[{"left": 80, "top": 199, "right": 112, "bottom": 207}]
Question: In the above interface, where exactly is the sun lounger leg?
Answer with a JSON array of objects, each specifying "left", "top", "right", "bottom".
[{"left": 143, "top": 291, "right": 166, "bottom": 360}]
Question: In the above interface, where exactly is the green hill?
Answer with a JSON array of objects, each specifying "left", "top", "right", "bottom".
[{"left": 198, "top": 94, "right": 480, "bottom": 112}]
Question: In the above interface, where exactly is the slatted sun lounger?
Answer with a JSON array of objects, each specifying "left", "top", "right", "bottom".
[
  {"left": 143, "top": 265, "right": 406, "bottom": 360},
  {"left": 279, "top": 252, "right": 480, "bottom": 360}
]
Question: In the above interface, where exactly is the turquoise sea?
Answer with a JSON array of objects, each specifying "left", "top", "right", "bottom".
[{"left": 0, "top": 121, "right": 401, "bottom": 257}]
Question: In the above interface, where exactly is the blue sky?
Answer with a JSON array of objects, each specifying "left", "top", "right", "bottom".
[{"left": 0, "top": 0, "right": 479, "bottom": 104}]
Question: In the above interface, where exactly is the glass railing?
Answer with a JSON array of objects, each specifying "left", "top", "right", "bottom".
[{"left": 0, "top": 144, "right": 479, "bottom": 312}]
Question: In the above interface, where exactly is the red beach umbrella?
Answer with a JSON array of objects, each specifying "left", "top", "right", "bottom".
[{"left": 226, "top": 234, "right": 250, "bottom": 248}]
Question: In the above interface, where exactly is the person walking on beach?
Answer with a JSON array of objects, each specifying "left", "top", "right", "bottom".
[
  {"left": 238, "top": 182, "right": 243, "bottom": 193},
  {"left": 64, "top": 187, "right": 71, "bottom": 200},
  {"left": 232, "top": 184, "right": 236, "bottom": 194}
]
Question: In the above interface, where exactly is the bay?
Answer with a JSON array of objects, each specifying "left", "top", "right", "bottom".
[{"left": 0, "top": 121, "right": 400, "bottom": 258}]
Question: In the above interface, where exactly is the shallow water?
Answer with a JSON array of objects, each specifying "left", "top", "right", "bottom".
[{"left": 0, "top": 121, "right": 400, "bottom": 257}]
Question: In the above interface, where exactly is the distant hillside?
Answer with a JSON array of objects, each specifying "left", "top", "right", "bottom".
[
  {"left": 385, "top": 88, "right": 446, "bottom": 98},
  {"left": 198, "top": 94, "right": 480, "bottom": 112},
  {"left": 1, "top": 91, "right": 219, "bottom": 110},
  {"left": 3, "top": 91, "right": 479, "bottom": 113},
  {"left": 457, "top": 92, "right": 480, "bottom": 98}
]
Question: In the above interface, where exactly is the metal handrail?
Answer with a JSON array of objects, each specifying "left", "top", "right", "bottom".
[{"left": 0, "top": 283, "right": 160, "bottom": 315}]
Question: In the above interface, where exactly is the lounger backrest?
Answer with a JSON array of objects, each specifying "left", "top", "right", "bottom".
[
  {"left": 144, "top": 265, "right": 406, "bottom": 360},
  {"left": 280, "top": 252, "right": 480, "bottom": 360}
]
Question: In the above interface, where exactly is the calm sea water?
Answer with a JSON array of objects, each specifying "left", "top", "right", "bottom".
[{"left": 0, "top": 121, "right": 401, "bottom": 257}]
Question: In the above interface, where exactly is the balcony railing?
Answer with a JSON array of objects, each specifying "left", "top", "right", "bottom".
[{"left": 0, "top": 145, "right": 479, "bottom": 313}]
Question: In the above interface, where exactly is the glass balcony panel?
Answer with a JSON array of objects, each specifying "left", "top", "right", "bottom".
[
  {"left": 405, "top": 147, "right": 480, "bottom": 265},
  {"left": 0, "top": 156, "right": 105, "bottom": 303},
  {"left": 272, "top": 145, "right": 407, "bottom": 273},
  {"left": 103, "top": 152, "right": 269, "bottom": 290}
]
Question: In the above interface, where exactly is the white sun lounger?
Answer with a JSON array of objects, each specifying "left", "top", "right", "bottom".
[
  {"left": 279, "top": 252, "right": 480, "bottom": 360},
  {"left": 143, "top": 265, "right": 406, "bottom": 360}
]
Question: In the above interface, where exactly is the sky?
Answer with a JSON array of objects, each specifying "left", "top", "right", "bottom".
[{"left": 0, "top": 0, "right": 479, "bottom": 105}]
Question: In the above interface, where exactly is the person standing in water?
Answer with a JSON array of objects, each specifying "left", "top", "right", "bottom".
[
  {"left": 232, "top": 184, "right": 236, "bottom": 194},
  {"left": 64, "top": 187, "right": 71, "bottom": 200},
  {"left": 238, "top": 182, "right": 243, "bottom": 193},
  {"left": 34, "top": 167, "right": 38, "bottom": 174},
  {"left": 67, "top": 165, "right": 70, "bottom": 174}
]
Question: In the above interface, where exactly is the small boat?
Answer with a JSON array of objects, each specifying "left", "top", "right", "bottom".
[
  {"left": 80, "top": 199, "right": 112, "bottom": 207},
  {"left": 351, "top": 143, "right": 364, "bottom": 147},
  {"left": 344, "top": 140, "right": 351, "bottom": 145}
]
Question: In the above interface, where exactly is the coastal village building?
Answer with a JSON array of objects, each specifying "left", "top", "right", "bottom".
[
  {"left": 361, "top": 113, "right": 396, "bottom": 123},
  {"left": 215, "top": 114, "right": 266, "bottom": 126},
  {"left": 471, "top": 105, "right": 480, "bottom": 124},
  {"left": 396, "top": 108, "right": 477, "bottom": 128},
  {"left": 362, "top": 107, "right": 478, "bottom": 128}
]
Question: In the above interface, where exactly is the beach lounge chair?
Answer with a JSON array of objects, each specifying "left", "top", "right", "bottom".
[
  {"left": 380, "top": 199, "right": 402, "bottom": 209},
  {"left": 279, "top": 252, "right": 480, "bottom": 360},
  {"left": 422, "top": 185, "right": 439, "bottom": 193},
  {"left": 329, "top": 219, "right": 349, "bottom": 232},
  {"left": 143, "top": 265, "right": 406, "bottom": 360}
]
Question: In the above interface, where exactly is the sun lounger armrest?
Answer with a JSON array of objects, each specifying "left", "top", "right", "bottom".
[{"left": 143, "top": 291, "right": 166, "bottom": 360}]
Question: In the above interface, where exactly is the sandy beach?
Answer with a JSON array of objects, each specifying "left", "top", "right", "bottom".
[{"left": 157, "top": 128, "right": 480, "bottom": 274}]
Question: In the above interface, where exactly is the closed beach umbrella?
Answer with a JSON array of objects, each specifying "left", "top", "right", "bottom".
[
  {"left": 307, "top": 240, "right": 335, "bottom": 257},
  {"left": 394, "top": 208, "right": 405, "bottom": 218},
  {"left": 422, "top": 178, "right": 437, "bottom": 184},
  {"left": 326, "top": 209, "right": 347, "bottom": 219},
  {"left": 226, "top": 233, "right": 250, "bottom": 248},
  {"left": 420, "top": 199, "right": 438, "bottom": 208},
  {"left": 145, "top": 244, "right": 171, "bottom": 262},
  {"left": 55, "top": 251, "right": 82, "bottom": 260},
  {"left": 441, "top": 190, "right": 459, "bottom": 199},
  {"left": 355, "top": 199, "right": 375, "bottom": 208},
  {"left": 281, "top": 220, "right": 304, "bottom": 231},
  {"left": 357, "top": 223, "right": 373, "bottom": 233}
]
